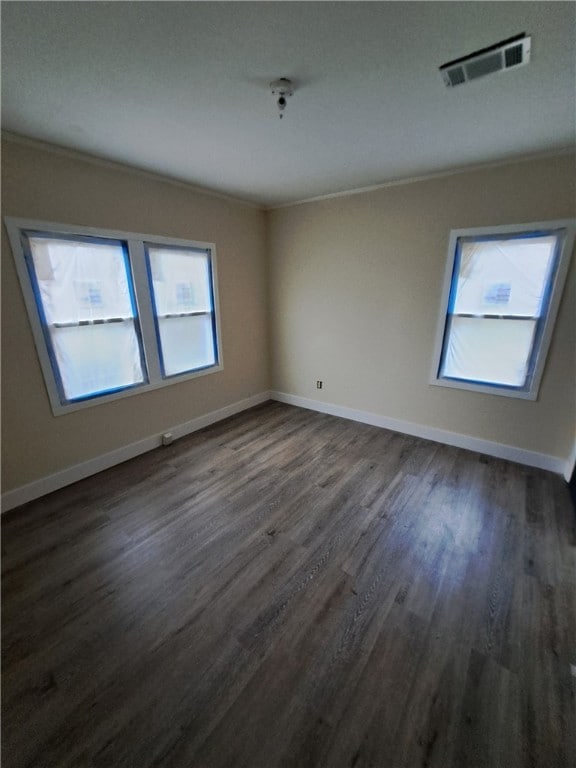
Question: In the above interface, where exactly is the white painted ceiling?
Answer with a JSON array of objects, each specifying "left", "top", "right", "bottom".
[{"left": 2, "top": 2, "right": 575, "bottom": 207}]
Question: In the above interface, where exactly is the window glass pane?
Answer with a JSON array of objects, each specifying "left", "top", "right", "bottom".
[
  {"left": 26, "top": 234, "right": 146, "bottom": 401},
  {"left": 453, "top": 236, "right": 556, "bottom": 317},
  {"left": 28, "top": 237, "right": 135, "bottom": 323},
  {"left": 147, "top": 246, "right": 212, "bottom": 315},
  {"left": 157, "top": 315, "right": 216, "bottom": 376},
  {"left": 441, "top": 317, "right": 536, "bottom": 387},
  {"left": 146, "top": 244, "right": 218, "bottom": 377},
  {"left": 51, "top": 322, "right": 145, "bottom": 400}
]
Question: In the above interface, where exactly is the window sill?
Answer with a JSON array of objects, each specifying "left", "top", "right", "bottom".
[
  {"left": 50, "top": 362, "right": 223, "bottom": 416},
  {"left": 429, "top": 376, "right": 537, "bottom": 400}
]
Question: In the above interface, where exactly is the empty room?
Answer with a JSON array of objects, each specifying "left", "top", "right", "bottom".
[{"left": 1, "top": 2, "right": 575, "bottom": 767}]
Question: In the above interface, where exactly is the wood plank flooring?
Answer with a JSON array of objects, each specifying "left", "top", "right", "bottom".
[{"left": 2, "top": 401, "right": 575, "bottom": 768}]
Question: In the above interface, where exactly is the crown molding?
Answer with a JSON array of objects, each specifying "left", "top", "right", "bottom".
[
  {"left": 3, "top": 130, "right": 573, "bottom": 213},
  {"left": 1, "top": 130, "right": 263, "bottom": 210},
  {"left": 266, "top": 146, "right": 576, "bottom": 210}
]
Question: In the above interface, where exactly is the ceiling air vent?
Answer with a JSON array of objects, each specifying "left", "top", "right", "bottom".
[{"left": 440, "top": 33, "right": 531, "bottom": 88}]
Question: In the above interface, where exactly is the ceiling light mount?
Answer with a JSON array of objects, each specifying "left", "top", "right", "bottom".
[{"left": 270, "top": 77, "right": 294, "bottom": 119}]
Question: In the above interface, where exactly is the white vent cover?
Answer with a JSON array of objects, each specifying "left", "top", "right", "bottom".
[{"left": 440, "top": 34, "right": 531, "bottom": 88}]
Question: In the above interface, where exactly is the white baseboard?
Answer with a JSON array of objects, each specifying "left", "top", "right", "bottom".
[
  {"left": 270, "top": 391, "right": 566, "bottom": 475},
  {"left": 2, "top": 389, "right": 568, "bottom": 513},
  {"left": 1, "top": 391, "right": 271, "bottom": 513}
]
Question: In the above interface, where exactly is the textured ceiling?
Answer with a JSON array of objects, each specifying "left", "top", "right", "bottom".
[{"left": 2, "top": 2, "right": 575, "bottom": 206}]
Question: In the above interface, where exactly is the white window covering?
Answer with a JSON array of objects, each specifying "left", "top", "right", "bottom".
[
  {"left": 442, "top": 317, "right": 537, "bottom": 386},
  {"left": 147, "top": 245, "right": 216, "bottom": 377},
  {"left": 157, "top": 316, "right": 216, "bottom": 376},
  {"left": 439, "top": 233, "right": 559, "bottom": 388},
  {"left": 27, "top": 236, "right": 145, "bottom": 400},
  {"left": 454, "top": 236, "right": 555, "bottom": 317},
  {"left": 431, "top": 221, "right": 575, "bottom": 401},
  {"left": 148, "top": 247, "right": 212, "bottom": 315},
  {"left": 51, "top": 324, "right": 144, "bottom": 400},
  {"left": 29, "top": 238, "right": 135, "bottom": 323},
  {"left": 6, "top": 218, "right": 223, "bottom": 415}
]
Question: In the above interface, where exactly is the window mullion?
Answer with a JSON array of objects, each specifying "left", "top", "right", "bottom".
[{"left": 127, "top": 239, "right": 162, "bottom": 385}]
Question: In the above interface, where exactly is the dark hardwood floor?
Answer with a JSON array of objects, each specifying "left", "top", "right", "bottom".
[{"left": 2, "top": 401, "right": 575, "bottom": 768}]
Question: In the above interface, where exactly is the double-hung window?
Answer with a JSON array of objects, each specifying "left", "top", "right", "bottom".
[
  {"left": 6, "top": 218, "right": 222, "bottom": 414},
  {"left": 145, "top": 244, "right": 218, "bottom": 377},
  {"left": 431, "top": 220, "right": 575, "bottom": 399}
]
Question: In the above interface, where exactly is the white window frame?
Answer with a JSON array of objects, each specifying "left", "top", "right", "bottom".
[
  {"left": 5, "top": 217, "right": 223, "bottom": 415},
  {"left": 430, "top": 219, "right": 575, "bottom": 400}
]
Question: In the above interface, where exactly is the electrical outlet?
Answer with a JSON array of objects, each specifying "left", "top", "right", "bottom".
[{"left": 316, "top": 380, "right": 323, "bottom": 389}]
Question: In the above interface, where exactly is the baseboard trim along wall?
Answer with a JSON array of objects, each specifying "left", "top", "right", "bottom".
[
  {"left": 2, "top": 389, "right": 569, "bottom": 513},
  {"left": 270, "top": 391, "right": 567, "bottom": 476},
  {"left": 1, "top": 391, "right": 271, "bottom": 513}
]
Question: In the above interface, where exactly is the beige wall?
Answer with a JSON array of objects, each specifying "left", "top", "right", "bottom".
[
  {"left": 2, "top": 139, "right": 574, "bottom": 496},
  {"left": 268, "top": 154, "right": 576, "bottom": 460},
  {"left": 1, "top": 137, "right": 269, "bottom": 491}
]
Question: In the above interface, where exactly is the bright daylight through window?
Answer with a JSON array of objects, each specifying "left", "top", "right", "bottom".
[
  {"left": 6, "top": 219, "right": 221, "bottom": 415},
  {"left": 146, "top": 244, "right": 218, "bottom": 377},
  {"left": 432, "top": 221, "right": 574, "bottom": 400}
]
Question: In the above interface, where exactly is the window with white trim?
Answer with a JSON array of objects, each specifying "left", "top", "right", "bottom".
[
  {"left": 5, "top": 218, "right": 222, "bottom": 414},
  {"left": 431, "top": 221, "right": 574, "bottom": 400},
  {"left": 145, "top": 243, "right": 218, "bottom": 377}
]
